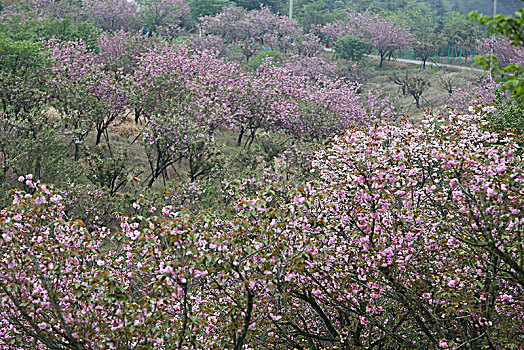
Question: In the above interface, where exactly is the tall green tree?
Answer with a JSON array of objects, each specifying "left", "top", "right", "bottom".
[
  {"left": 0, "top": 37, "right": 50, "bottom": 116},
  {"left": 296, "top": 0, "right": 329, "bottom": 31},
  {"left": 335, "top": 34, "right": 369, "bottom": 62},
  {"left": 189, "top": 0, "right": 230, "bottom": 19},
  {"left": 398, "top": 1, "right": 446, "bottom": 68},
  {"left": 443, "top": 11, "right": 484, "bottom": 65}
]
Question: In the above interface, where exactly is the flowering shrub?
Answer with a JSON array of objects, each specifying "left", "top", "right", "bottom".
[
  {"left": 446, "top": 78, "right": 510, "bottom": 114},
  {"left": 2, "top": 4, "right": 523, "bottom": 348},
  {"left": 0, "top": 181, "right": 207, "bottom": 349},
  {"left": 294, "top": 111, "right": 524, "bottom": 348},
  {"left": 2, "top": 110, "right": 523, "bottom": 349},
  {"left": 47, "top": 39, "right": 129, "bottom": 155},
  {"left": 477, "top": 35, "right": 524, "bottom": 70},
  {"left": 82, "top": 0, "right": 139, "bottom": 32},
  {"left": 281, "top": 53, "right": 337, "bottom": 80},
  {"left": 347, "top": 10, "right": 412, "bottom": 68}
]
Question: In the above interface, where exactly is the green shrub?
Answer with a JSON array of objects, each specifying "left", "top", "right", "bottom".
[
  {"left": 335, "top": 34, "right": 369, "bottom": 62},
  {"left": 248, "top": 49, "right": 281, "bottom": 70}
]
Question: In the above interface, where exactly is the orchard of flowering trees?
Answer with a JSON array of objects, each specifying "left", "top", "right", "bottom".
[
  {"left": 1, "top": 0, "right": 524, "bottom": 349},
  {"left": 1, "top": 110, "right": 523, "bottom": 349}
]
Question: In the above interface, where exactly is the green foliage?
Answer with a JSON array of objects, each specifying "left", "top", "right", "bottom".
[
  {"left": 248, "top": 49, "right": 281, "bottom": 70},
  {"left": 470, "top": 8, "right": 524, "bottom": 98},
  {"left": 443, "top": 11, "right": 484, "bottom": 46},
  {"left": 296, "top": 0, "right": 329, "bottom": 30},
  {"left": 0, "top": 182, "right": 11, "bottom": 210},
  {"left": 138, "top": 0, "right": 192, "bottom": 34},
  {"left": 396, "top": 1, "right": 441, "bottom": 38},
  {"left": 8, "top": 122, "right": 80, "bottom": 184},
  {"left": 343, "top": 0, "right": 409, "bottom": 14},
  {"left": 0, "top": 37, "right": 43, "bottom": 75},
  {"left": 0, "top": 111, "right": 81, "bottom": 212},
  {"left": 469, "top": 8, "right": 524, "bottom": 46},
  {"left": 255, "top": 132, "right": 292, "bottom": 164},
  {"left": 230, "top": 0, "right": 284, "bottom": 12},
  {"left": 34, "top": 17, "right": 101, "bottom": 51},
  {"left": 0, "top": 37, "right": 49, "bottom": 115},
  {"left": 0, "top": 11, "right": 100, "bottom": 49},
  {"left": 487, "top": 97, "right": 524, "bottom": 141},
  {"left": 455, "top": 0, "right": 522, "bottom": 16},
  {"left": 335, "top": 34, "right": 369, "bottom": 62},
  {"left": 189, "top": 0, "right": 230, "bottom": 18},
  {"left": 85, "top": 144, "right": 140, "bottom": 196}
]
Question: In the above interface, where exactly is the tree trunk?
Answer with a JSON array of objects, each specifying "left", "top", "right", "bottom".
[
  {"left": 74, "top": 143, "right": 80, "bottom": 161},
  {"left": 148, "top": 172, "right": 158, "bottom": 188},
  {"left": 95, "top": 128, "right": 103, "bottom": 145},
  {"left": 237, "top": 127, "right": 245, "bottom": 147}
]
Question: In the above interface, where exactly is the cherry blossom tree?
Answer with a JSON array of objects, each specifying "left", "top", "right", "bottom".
[
  {"left": 2, "top": 108, "right": 523, "bottom": 349},
  {"left": 96, "top": 30, "right": 153, "bottom": 74},
  {"left": 47, "top": 39, "right": 129, "bottom": 158},
  {"left": 348, "top": 10, "right": 412, "bottom": 68},
  {"left": 295, "top": 32, "right": 323, "bottom": 57},
  {"left": 0, "top": 181, "right": 211, "bottom": 348},
  {"left": 23, "top": 0, "right": 83, "bottom": 19},
  {"left": 446, "top": 79, "right": 510, "bottom": 114},
  {"left": 81, "top": 0, "right": 139, "bottom": 32},
  {"left": 477, "top": 35, "right": 524, "bottom": 70},
  {"left": 138, "top": 0, "right": 192, "bottom": 37},
  {"left": 255, "top": 110, "right": 524, "bottom": 349},
  {"left": 199, "top": 6, "right": 299, "bottom": 61}
]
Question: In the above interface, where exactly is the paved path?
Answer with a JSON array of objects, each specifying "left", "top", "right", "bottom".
[
  {"left": 368, "top": 55, "right": 485, "bottom": 72},
  {"left": 324, "top": 48, "right": 485, "bottom": 72}
]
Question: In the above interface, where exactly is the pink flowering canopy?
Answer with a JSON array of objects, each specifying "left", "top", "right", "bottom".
[
  {"left": 1, "top": 3, "right": 523, "bottom": 348},
  {"left": 1, "top": 108, "right": 523, "bottom": 349},
  {"left": 199, "top": 6, "right": 301, "bottom": 61},
  {"left": 46, "top": 39, "right": 130, "bottom": 153},
  {"left": 477, "top": 35, "right": 524, "bottom": 69},
  {"left": 347, "top": 10, "right": 413, "bottom": 67},
  {"left": 81, "top": 0, "right": 140, "bottom": 32}
]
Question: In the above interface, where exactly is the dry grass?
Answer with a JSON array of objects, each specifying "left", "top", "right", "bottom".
[{"left": 360, "top": 56, "right": 487, "bottom": 119}]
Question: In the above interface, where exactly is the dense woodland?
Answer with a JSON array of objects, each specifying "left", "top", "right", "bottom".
[{"left": 0, "top": 0, "right": 523, "bottom": 349}]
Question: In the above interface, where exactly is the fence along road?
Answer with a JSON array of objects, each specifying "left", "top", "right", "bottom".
[{"left": 324, "top": 48, "right": 485, "bottom": 72}]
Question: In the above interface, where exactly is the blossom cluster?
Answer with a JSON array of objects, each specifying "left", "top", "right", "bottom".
[{"left": 1, "top": 110, "right": 522, "bottom": 349}]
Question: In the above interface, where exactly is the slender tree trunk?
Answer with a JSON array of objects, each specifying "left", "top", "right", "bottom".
[
  {"left": 95, "top": 127, "right": 103, "bottom": 145},
  {"left": 34, "top": 157, "right": 41, "bottom": 180},
  {"left": 237, "top": 127, "right": 245, "bottom": 147},
  {"left": 1, "top": 149, "right": 8, "bottom": 180},
  {"left": 234, "top": 289, "right": 254, "bottom": 350},
  {"left": 148, "top": 171, "right": 158, "bottom": 188},
  {"left": 75, "top": 143, "right": 80, "bottom": 161},
  {"left": 134, "top": 108, "right": 141, "bottom": 124}
]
